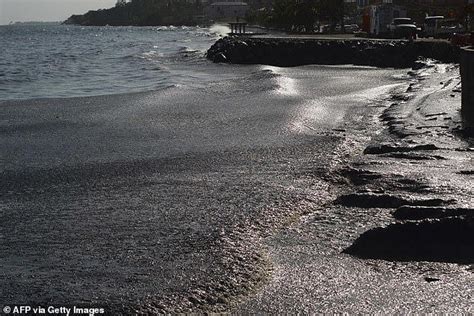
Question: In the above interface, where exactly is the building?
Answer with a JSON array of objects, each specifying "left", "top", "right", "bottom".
[
  {"left": 400, "top": 0, "right": 468, "bottom": 22},
  {"left": 205, "top": 1, "right": 249, "bottom": 20},
  {"left": 357, "top": 0, "right": 471, "bottom": 25},
  {"left": 361, "top": 3, "right": 407, "bottom": 34}
]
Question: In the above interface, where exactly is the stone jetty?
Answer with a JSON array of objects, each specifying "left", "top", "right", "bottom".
[{"left": 207, "top": 36, "right": 460, "bottom": 68}]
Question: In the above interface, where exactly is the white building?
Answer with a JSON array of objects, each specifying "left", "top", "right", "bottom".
[
  {"left": 369, "top": 4, "right": 407, "bottom": 35},
  {"left": 205, "top": 1, "right": 249, "bottom": 20}
]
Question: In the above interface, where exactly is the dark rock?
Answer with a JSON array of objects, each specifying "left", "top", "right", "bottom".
[
  {"left": 424, "top": 277, "right": 441, "bottom": 282},
  {"left": 335, "top": 193, "right": 454, "bottom": 209},
  {"left": 380, "top": 152, "right": 446, "bottom": 160},
  {"left": 343, "top": 216, "right": 474, "bottom": 264},
  {"left": 393, "top": 206, "right": 473, "bottom": 220},
  {"left": 214, "top": 53, "right": 227, "bottom": 63},
  {"left": 412, "top": 60, "right": 429, "bottom": 70},
  {"left": 339, "top": 167, "right": 382, "bottom": 185},
  {"left": 206, "top": 37, "right": 460, "bottom": 68},
  {"left": 363, "top": 143, "right": 439, "bottom": 155},
  {"left": 390, "top": 94, "right": 410, "bottom": 102}
]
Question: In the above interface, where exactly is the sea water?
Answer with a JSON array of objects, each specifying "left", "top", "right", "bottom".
[{"left": 0, "top": 23, "right": 232, "bottom": 100}]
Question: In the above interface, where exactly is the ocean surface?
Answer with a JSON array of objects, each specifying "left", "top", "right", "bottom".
[
  {"left": 0, "top": 23, "right": 235, "bottom": 100},
  {"left": 3, "top": 23, "right": 448, "bottom": 313}
]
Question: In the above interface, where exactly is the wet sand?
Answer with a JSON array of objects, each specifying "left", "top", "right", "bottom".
[
  {"left": 237, "top": 63, "right": 473, "bottom": 313},
  {"left": 1, "top": 64, "right": 472, "bottom": 313}
]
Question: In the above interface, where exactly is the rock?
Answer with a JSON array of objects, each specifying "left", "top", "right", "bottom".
[
  {"left": 343, "top": 216, "right": 474, "bottom": 264},
  {"left": 338, "top": 167, "right": 382, "bottom": 185},
  {"left": 214, "top": 53, "right": 227, "bottom": 63},
  {"left": 206, "top": 37, "right": 460, "bottom": 67},
  {"left": 380, "top": 152, "right": 446, "bottom": 160},
  {"left": 424, "top": 277, "right": 441, "bottom": 282},
  {"left": 363, "top": 143, "right": 439, "bottom": 155},
  {"left": 391, "top": 94, "right": 411, "bottom": 102},
  {"left": 335, "top": 193, "right": 454, "bottom": 209},
  {"left": 393, "top": 206, "right": 473, "bottom": 220},
  {"left": 458, "top": 170, "right": 474, "bottom": 175},
  {"left": 412, "top": 60, "right": 428, "bottom": 70}
]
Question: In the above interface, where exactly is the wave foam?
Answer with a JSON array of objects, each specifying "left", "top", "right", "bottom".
[{"left": 209, "top": 24, "right": 231, "bottom": 37}]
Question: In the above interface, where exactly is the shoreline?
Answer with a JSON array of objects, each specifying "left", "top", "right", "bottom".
[
  {"left": 1, "top": 35, "right": 472, "bottom": 313},
  {"left": 236, "top": 62, "right": 473, "bottom": 314}
]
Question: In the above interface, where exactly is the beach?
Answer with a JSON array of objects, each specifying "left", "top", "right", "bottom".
[
  {"left": 238, "top": 62, "right": 473, "bottom": 313},
  {"left": 0, "top": 25, "right": 472, "bottom": 313}
]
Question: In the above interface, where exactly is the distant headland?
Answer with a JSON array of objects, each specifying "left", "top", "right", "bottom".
[{"left": 63, "top": 0, "right": 208, "bottom": 26}]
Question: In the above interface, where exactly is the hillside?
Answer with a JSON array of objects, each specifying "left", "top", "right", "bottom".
[{"left": 64, "top": 0, "right": 203, "bottom": 26}]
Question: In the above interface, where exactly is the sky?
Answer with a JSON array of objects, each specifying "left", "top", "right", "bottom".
[{"left": 0, "top": 0, "right": 116, "bottom": 25}]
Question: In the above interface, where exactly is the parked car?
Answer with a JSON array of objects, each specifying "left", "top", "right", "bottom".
[
  {"left": 388, "top": 18, "right": 412, "bottom": 32},
  {"left": 437, "top": 19, "right": 465, "bottom": 39},
  {"left": 322, "top": 24, "right": 360, "bottom": 34},
  {"left": 345, "top": 24, "right": 361, "bottom": 34},
  {"left": 421, "top": 16, "right": 465, "bottom": 38},
  {"left": 388, "top": 18, "right": 418, "bottom": 39}
]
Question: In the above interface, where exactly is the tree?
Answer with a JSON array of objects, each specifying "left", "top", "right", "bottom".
[
  {"left": 272, "top": 0, "right": 317, "bottom": 32},
  {"left": 295, "top": 0, "right": 318, "bottom": 32},
  {"left": 317, "top": 0, "right": 344, "bottom": 32},
  {"left": 272, "top": 0, "right": 297, "bottom": 31}
]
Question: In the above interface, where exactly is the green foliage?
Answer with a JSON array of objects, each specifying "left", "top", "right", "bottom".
[
  {"left": 64, "top": 0, "right": 349, "bottom": 31},
  {"left": 318, "top": 0, "right": 344, "bottom": 23},
  {"left": 246, "top": 8, "right": 273, "bottom": 27},
  {"left": 64, "top": 0, "right": 202, "bottom": 26},
  {"left": 247, "top": 0, "right": 345, "bottom": 33},
  {"left": 271, "top": 0, "right": 317, "bottom": 32}
]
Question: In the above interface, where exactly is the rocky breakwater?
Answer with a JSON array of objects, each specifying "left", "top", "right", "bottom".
[{"left": 206, "top": 36, "right": 460, "bottom": 68}]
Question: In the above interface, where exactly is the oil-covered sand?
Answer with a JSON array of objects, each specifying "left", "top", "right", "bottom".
[
  {"left": 1, "top": 63, "right": 472, "bottom": 313},
  {"left": 237, "top": 62, "right": 473, "bottom": 313}
]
